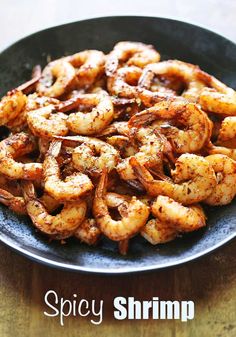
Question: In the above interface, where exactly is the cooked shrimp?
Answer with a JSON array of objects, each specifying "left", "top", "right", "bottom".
[
  {"left": 204, "top": 154, "right": 236, "bottom": 205},
  {"left": 16, "top": 65, "right": 41, "bottom": 95},
  {"left": 97, "top": 121, "right": 130, "bottom": 137},
  {"left": 22, "top": 181, "right": 87, "bottom": 239},
  {"left": 67, "top": 91, "right": 114, "bottom": 135},
  {"left": 0, "top": 90, "right": 27, "bottom": 126},
  {"left": 93, "top": 170, "right": 150, "bottom": 241},
  {"left": 31, "top": 64, "right": 42, "bottom": 80},
  {"left": 138, "top": 60, "right": 206, "bottom": 104},
  {"left": 43, "top": 140, "right": 93, "bottom": 201},
  {"left": 64, "top": 50, "right": 105, "bottom": 87},
  {"left": 207, "top": 142, "right": 236, "bottom": 161},
  {"left": 0, "top": 132, "right": 42, "bottom": 180},
  {"left": 6, "top": 110, "right": 28, "bottom": 133},
  {"left": 105, "top": 192, "right": 131, "bottom": 207},
  {"left": 39, "top": 193, "right": 61, "bottom": 213},
  {"left": 129, "top": 99, "right": 212, "bottom": 153},
  {"left": 141, "top": 219, "right": 177, "bottom": 245},
  {"left": 141, "top": 196, "right": 206, "bottom": 244},
  {"left": 27, "top": 93, "right": 60, "bottom": 110},
  {"left": 70, "top": 136, "right": 120, "bottom": 175},
  {"left": 36, "top": 60, "right": 76, "bottom": 98},
  {"left": 106, "top": 135, "right": 137, "bottom": 158},
  {"left": 117, "top": 127, "right": 171, "bottom": 180},
  {"left": 151, "top": 195, "right": 206, "bottom": 232},
  {"left": 130, "top": 154, "right": 217, "bottom": 204},
  {"left": 7, "top": 94, "right": 61, "bottom": 133},
  {"left": 0, "top": 188, "right": 26, "bottom": 214},
  {"left": 118, "top": 239, "right": 129, "bottom": 255},
  {"left": 107, "top": 66, "right": 142, "bottom": 98},
  {"left": 74, "top": 218, "right": 101, "bottom": 245},
  {"left": 106, "top": 41, "right": 160, "bottom": 76},
  {"left": 27, "top": 105, "right": 68, "bottom": 138},
  {"left": 217, "top": 117, "right": 236, "bottom": 142},
  {"left": 199, "top": 88, "right": 236, "bottom": 116},
  {"left": 38, "top": 138, "right": 50, "bottom": 161},
  {"left": 0, "top": 174, "right": 22, "bottom": 195},
  {"left": 196, "top": 69, "right": 235, "bottom": 95},
  {"left": 57, "top": 135, "right": 120, "bottom": 175}
]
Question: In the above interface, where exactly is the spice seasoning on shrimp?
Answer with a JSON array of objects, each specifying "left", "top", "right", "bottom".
[{"left": 0, "top": 41, "right": 235, "bottom": 254}]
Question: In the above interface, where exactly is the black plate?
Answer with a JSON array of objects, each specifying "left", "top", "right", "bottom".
[{"left": 0, "top": 16, "right": 235, "bottom": 273}]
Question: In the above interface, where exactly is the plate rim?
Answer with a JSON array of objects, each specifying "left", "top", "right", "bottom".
[
  {"left": 0, "top": 15, "right": 235, "bottom": 274},
  {"left": 0, "top": 231, "right": 235, "bottom": 274},
  {"left": 1, "top": 15, "right": 236, "bottom": 55}
]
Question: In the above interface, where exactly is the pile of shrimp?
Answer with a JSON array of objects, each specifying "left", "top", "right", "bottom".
[{"left": 0, "top": 41, "right": 235, "bottom": 255}]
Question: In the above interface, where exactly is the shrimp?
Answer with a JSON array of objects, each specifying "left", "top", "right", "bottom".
[
  {"left": 0, "top": 174, "right": 22, "bottom": 195},
  {"left": 8, "top": 93, "right": 61, "bottom": 133},
  {"left": 217, "top": 117, "right": 236, "bottom": 142},
  {"left": 93, "top": 170, "right": 150, "bottom": 241},
  {"left": 64, "top": 50, "right": 105, "bottom": 87},
  {"left": 138, "top": 60, "right": 206, "bottom": 104},
  {"left": 22, "top": 181, "right": 87, "bottom": 239},
  {"left": 0, "top": 188, "right": 26, "bottom": 214},
  {"left": 105, "top": 41, "right": 160, "bottom": 76},
  {"left": 39, "top": 193, "right": 61, "bottom": 213},
  {"left": 66, "top": 91, "right": 114, "bottom": 135},
  {"left": 130, "top": 154, "right": 217, "bottom": 204},
  {"left": 97, "top": 121, "right": 130, "bottom": 137},
  {"left": 204, "top": 154, "right": 236, "bottom": 205},
  {"left": 196, "top": 69, "right": 235, "bottom": 95},
  {"left": 118, "top": 239, "right": 129, "bottom": 255},
  {"left": 38, "top": 138, "right": 50, "bottom": 161},
  {"left": 74, "top": 218, "right": 101, "bottom": 245},
  {"left": 117, "top": 127, "right": 171, "bottom": 180},
  {"left": 57, "top": 135, "right": 120, "bottom": 175},
  {"left": 129, "top": 99, "right": 212, "bottom": 153},
  {"left": 59, "top": 136, "right": 121, "bottom": 175},
  {"left": 27, "top": 105, "right": 68, "bottom": 138},
  {"left": 0, "top": 132, "right": 42, "bottom": 180},
  {"left": 141, "top": 196, "right": 206, "bottom": 244},
  {"left": 16, "top": 65, "right": 41, "bottom": 95},
  {"left": 141, "top": 218, "right": 177, "bottom": 245},
  {"left": 107, "top": 66, "right": 142, "bottom": 98},
  {"left": 0, "top": 90, "right": 27, "bottom": 126},
  {"left": 199, "top": 88, "right": 236, "bottom": 116},
  {"left": 36, "top": 60, "right": 76, "bottom": 98},
  {"left": 43, "top": 140, "right": 93, "bottom": 202},
  {"left": 106, "top": 135, "right": 137, "bottom": 158},
  {"left": 206, "top": 142, "right": 236, "bottom": 161},
  {"left": 105, "top": 191, "right": 131, "bottom": 207},
  {"left": 6, "top": 111, "right": 29, "bottom": 133},
  {"left": 151, "top": 196, "right": 206, "bottom": 232}
]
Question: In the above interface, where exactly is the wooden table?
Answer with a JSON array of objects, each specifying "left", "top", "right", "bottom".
[
  {"left": 0, "top": 241, "right": 235, "bottom": 337},
  {"left": 0, "top": 1, "right": 235, "bottom": 336}
]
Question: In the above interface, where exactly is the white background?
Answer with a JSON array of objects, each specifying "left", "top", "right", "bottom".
[{"left": 0, "top": 0, "right": 235, "bottom": 51}]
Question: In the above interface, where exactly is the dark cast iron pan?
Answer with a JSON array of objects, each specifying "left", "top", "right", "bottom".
[{"left": 0, "top": 16, "right": 235, "bottom": 273}]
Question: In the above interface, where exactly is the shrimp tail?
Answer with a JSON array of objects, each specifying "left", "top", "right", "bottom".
[
  {"left": 130, "top": 157, "right": 153, "bottom": 186},
  {"left": 47, "top": 140, "right": 62, "bottom": 157},
  {"left": 21, "top": 180, "right": 35, "bottom": 201},
  {"left": 129, "top": 109, "right": 156, "bottom": 128},
  {"left": 0, "top": 189, "right": 16, "bottom": 205},
  {"left": 0, "top": 188, "right": 27, "bottom": 214},
  {"left": 95, "top": 169, "right": 108, "bottom": 199}
]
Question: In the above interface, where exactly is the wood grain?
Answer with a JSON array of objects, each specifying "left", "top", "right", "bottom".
[{"left": 0, "top": 240, "right": 235, "bottom": 337}]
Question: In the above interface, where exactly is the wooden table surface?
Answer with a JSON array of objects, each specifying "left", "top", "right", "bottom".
[
  {"left": 0, "top": 1, "right": 235, "bottom": 336},
  {"left": 0, "top": 241, "right": 235, "bottom": 337}
]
